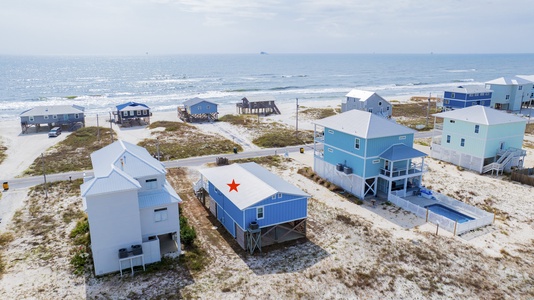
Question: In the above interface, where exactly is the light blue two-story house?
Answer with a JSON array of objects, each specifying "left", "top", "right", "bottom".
[
  {"left": 485, "top": 76, "right": 534, "bottom": 112},
  {"left": 179, "top": 97, "right": 218, "bottom": 122},
  {"left": 313, "top": 110, "right": 427, "bottom": 199},
  {"left": 197, "top": 162, "right": 309, "bottom": 252},
  {"left": 431, "top": 105, "right": 527, "bottom": 174},
  {"left": 442, "top": 85, "right": 492, "bottom": 110}
]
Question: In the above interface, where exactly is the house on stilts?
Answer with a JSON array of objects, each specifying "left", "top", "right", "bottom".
[
  {"left": 19, "top": 105, "right": 85, "bottom": 133},
  {"left": 114, "top": 102, "right": 151, "bottom": 127},
  {"left": 194, "top": 162, "right": 309, "bottom": 254},
  {"left": 431, "top": 105, "right": 527, "bottom": 175},
  {"left": 236, "top": 96, "right": 281, "bottom": 115},
  {"left": 80, "top": 140, "right": 182, "bottom": 276},
  {"left": 178, "top": 97, "right": 218, "bottom": 122}
]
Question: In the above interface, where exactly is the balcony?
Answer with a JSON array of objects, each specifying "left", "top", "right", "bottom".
[{"left": 379, "top": 163, "right": 425, "bottom": 178}]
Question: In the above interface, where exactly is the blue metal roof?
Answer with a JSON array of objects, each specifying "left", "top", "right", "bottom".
[
  {"left": 183, "top": 97, "right": 217, "bottom": 107},
  {"left": 379, "top": 144, "right": 426, "bottom": 161},
  {"left": 116, "top": 102, "right": 150, "bottom": 111}
]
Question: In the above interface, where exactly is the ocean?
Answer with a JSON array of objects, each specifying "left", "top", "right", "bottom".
[{"left": 1, "top": 53, "right": 533, "bottom": 119}]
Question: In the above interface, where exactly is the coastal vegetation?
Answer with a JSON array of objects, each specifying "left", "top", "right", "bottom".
[
  {"left": 392, "top": 101, "right": 439, "bottom": 130},
  {"left": 0, "top": 138, "right": 6, "bottom": 164},
  {"left": 299, "top": 107, "right": 339, "bottom": 119},
  {"left": 24, "top": 126, "right": 115, "bottom": 176},
  {"left": 139, "top": 121, "right": 242, "bottom": 159}
]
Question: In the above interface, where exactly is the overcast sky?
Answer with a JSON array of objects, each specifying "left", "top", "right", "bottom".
[{"left": 1, "top": 0, "right": 532, "bottom": 55}]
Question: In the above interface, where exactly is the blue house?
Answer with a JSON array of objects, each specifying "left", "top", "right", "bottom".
[
  {"left": 342, "top": 89, "right": 392, "bottom": 118},
  {"left": 115, "top": 102, "right": 151, "bottom": 125},
  {"left": 313, "top": 110, "right": 427, "bottom": 199},
  {"left": 197, "top": 162, "right": 309, "bottom": 252},
  {"left": 485, "top": 76, "right": 534, "bottom": 111},
  {"left": 179, "top": 97, "right": 218, "bottom": 122},
  {"left": 442, "top": 85, "right": 492, "bottom": 110},
  {"left": 19, "top": 105, "right": 85, "bottom": 133}
]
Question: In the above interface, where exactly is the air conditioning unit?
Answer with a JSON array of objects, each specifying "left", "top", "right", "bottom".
[
  {"left": 343, "top": 166, "right": 353, "bottom": 174},
  {"left": 336, "top": 163, "right": 344, "bottom": 171}
]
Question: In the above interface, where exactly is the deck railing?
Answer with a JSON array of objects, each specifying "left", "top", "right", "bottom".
[{"left": 380, "top": 163, "right": 425, "bottom": 178}]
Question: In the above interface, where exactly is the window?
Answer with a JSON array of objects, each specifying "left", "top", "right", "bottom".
[
  {"left": 256, "top": 207, "right": 264, "bottom": 219},
  {"left": 154, "top": 208, "right": 168, "bottom": 222},
  {"left": 451, "top": 93, "right": 455, "bottom": 98},
  {"left": 44, "top": 115, "right": 49, "bottom": 119},
  {"left": 399, "top": 136, "right": 406, "bottom": 140},
  {"left": 328, "top": 129, "right": 334, "bottom": 134},
  {"left": 53, "top": 115, "right": 57, "bottom": 119},
  {"left": 143, "top": 110, "right": 148, "bottom": 115},
  {"left": 387, "top": 106, "right": 390, "bottom": 111},
  {"left": 378, "top": 101, "right": 382, "bottom": 106},
  {"left": 272, "top": 194, "right": 276, "bottom": 199},
  {"left": 354, "top": 138, "right": 360, "bottom": 150},
  {"left": 136, "top": 110, "right": 141, "bottom": 116},
  {"left": 450, "top": 120, "right": 455, "bottom": 123},
  {"left": 368, "top": 108, "right": 373, "bottom": 113},
  {"left": 444, "top": 99, "right": 450, "bottom": 104},
  {"left": 29, "top": 116, "right": 34, "bottom": 121},
  {"left": 278, "top": 193, "right": 282, "bottom": 198},
  {"left": 372, "top": 159, "right": 380, "bottom": 164},
  {"left": 506, "top": 95, "right": 510, "bottom": 100},
  {"left": 446, "top": 135, "right": 451, "bottom": 143},
  {"left": 474, "top": 125, "right": 479, "bottom": 133},
  {"left": 206, "top": 105, "right": 210, "bottom": 109},
  {"left": 198, "top": 106, "right": 202, "bottom": 110},
  {"left": 129, "top": 111, "right": 135, "bottom": 116},
  {"left": 460, "top": 138, "right": 465, "bottom": 147},
  {"left": 146, "top": 178, "right": 157, "bottom": 189},
  {"left": 519, "top": 86, "right": 523, "bottom": 90},
  {"left": 75, "top": 113, "right": 80, "bottom": 119}
]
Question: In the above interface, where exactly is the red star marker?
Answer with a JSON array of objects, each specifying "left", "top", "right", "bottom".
[{"left": 227, "top": 179, "right": 240, "bottom": 192}]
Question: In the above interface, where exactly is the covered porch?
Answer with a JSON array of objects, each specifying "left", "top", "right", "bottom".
[{"left": 375, "top": 144, "right": 427, "bottom": 197}]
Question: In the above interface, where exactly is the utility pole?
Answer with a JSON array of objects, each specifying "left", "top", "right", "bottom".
[
  {"left": 109, "top": 112, "right": 114, "bottom": 142},
  {"left": 295, "top": 98, "right": 299, "bottom": 139},
  {"left": 96, "top": 114, "right": 100, "bottom": 142},
  {"left": 156, "top": 137, "right": 160, "bottom": 161},
  {"left": 426, "top": 93, "right": 431, "bottom": 127},
  {"left": 41, "top": 153, "right": 48, "bottom": 199}
]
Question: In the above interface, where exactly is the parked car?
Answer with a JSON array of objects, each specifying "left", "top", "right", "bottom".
[{"left": 48, "top": 127, "right": 62, "bottom": 137}]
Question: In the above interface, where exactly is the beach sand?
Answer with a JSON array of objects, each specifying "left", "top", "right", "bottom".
[{"left": 0, "top": 98, "right": 533, "bottom": 298}]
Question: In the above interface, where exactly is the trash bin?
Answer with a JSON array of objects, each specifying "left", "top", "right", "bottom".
[
  {"left": 233, "top": 147, "right": 238, "bottom": 154},
  {"left": 2, "top": 182, "right": 8, "bottom": 191},
  {"left": 300, "top": 147, "right": 304, "bottom": 154}
]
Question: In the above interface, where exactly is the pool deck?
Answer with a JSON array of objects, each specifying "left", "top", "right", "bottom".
[{"left": 403, "top": 195, "right": 437, "bottom": 207}]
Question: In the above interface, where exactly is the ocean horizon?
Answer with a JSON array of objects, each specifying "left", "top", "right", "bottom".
[{"left": 1, "top": 53, "right": 533, "bottom": 120}]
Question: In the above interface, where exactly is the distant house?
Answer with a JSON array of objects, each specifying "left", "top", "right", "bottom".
[
  {"left": 196, "top": 162, "right": 309, "bottom": 253},
  {"left": 313, "top": 110, "right": 426, "bottom": 199},
  {"left": 236, "top": 96, "right": 281, "bottom": 115},
  {"left": 517, "top": 75, "right": 534, "bottom": 108},
  {"left": 19, "top": 105, "right": 85, "bottom": 133},
  {"left": 80, "top": 140, "right": 182, "bottom": 276},
  {"left": 342, "top": 89, "right": 392, "bottom": 118},
  {"left": 442, "top": 85, "right": 492, "bottom": 110},
  {"left": 431, "top": 105, "right": 527, "bottom": 174},
  {"left": 178, "top": 97, "right": 218, "bottom": 122},
  {"left": 115, "top": 102, "right": 151, "bottom": 125},
  {"left": 485, "top": 76, "right": 534, "bottom": 111}
]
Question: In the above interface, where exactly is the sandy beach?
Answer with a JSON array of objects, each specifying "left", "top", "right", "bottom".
[{"left": 0, "top": 97, "right": 533, "bottom": 299}]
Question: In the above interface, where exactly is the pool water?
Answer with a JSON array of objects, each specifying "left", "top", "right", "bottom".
[{"left": 425, "top": 204, "right": 474, "bottom": 223}]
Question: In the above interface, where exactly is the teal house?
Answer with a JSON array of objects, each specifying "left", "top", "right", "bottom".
[
  {"left": 313, "top": 110, "right": 427, "bottom": 199},
  {"left": 431, "top": 105, "right": 527, "bottom": 174},
  {"left": 485, "top": 76, "right": 533, "bottom": 112}
]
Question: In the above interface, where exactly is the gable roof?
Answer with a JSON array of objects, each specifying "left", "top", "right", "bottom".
[
  {"left": 183, "top": 97, "right": 217, "bottom": 107},
  {"left": 517, "top": 75, "right": 534, "bottom": 82},
  {"left": 345, "top": 89, "right": 376, "bottom": 101},
  {"left": 485, "top": 76, "right": 533, "bottom": 85},
  {"left": 116, "top": 102, "right": 150, "bottom": 111},
  {"left": 90, "top": 140, "right": 165, "bottom": 178},
  {"left": 313, "top": 110, "right": 414, "bottom": 139},
  {"left": 379, "top": 144, "right": 426, "bottom": 161},
  {"left": 433, "top": 105, "right": 526, "bottom": 125},
  {"left": 199, "top": 162, "right": 309, "bottom": 210},
  {"left": 80, "top": 165, "right": 141, "bottom": 197},
  {"left": 138, "top": 181, "right": 182, "bottom": 208},
  {"left": 20, "top": 105, "right": 85, "bottom": 117}
]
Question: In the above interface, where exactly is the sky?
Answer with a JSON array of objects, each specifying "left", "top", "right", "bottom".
[{"left": 1, "top": 0, "right": 532, "bottom": 55}]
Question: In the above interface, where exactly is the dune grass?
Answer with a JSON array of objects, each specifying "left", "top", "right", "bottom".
[
  {"left": 299, "top": 107, "right": 338, "bottom": 120},
  {"left": 252, "top": 128, "right": 314, "bottom": 148},
  {"left": 392, "top": 101, "right": 440, "bottom": 131},
  {"left": 24, "top": 127, "right": 115, "bottom": 176},
  {"left": 139, "top": 121, "right": 242, "bottom": 160},
  {"left": 0, "top": 139, "right": 6, "bottom": 165}
]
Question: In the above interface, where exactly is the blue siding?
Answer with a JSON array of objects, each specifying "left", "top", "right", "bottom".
[
  {"left": 188, "top": 101, "right": 218, "bottom": 114},
  {"left": 324, "top": 129, "right": 366, "bottom": 156},
  {"left": 242, "top": 197, "right": 308, "bottom": 229},
  {"left": 366, "top": 135, "right": 413, "bottom": 157},
  {"left": 216, "top": 205, "right": 236, "bottom": 236},
  {"left": 323, "top": 146, "right": 365, "bottom": 177}
]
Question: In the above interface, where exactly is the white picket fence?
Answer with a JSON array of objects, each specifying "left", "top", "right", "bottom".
[{"left": 389, "top": 191, "right": 494, "bottom": 235}]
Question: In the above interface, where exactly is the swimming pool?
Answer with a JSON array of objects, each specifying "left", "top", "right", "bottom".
[{"left": 425, "top": 204, "right": 474, "bottom": 223}]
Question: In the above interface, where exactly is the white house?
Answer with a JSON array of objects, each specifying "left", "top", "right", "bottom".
[
  {"left": 431, "top": 105, "right": 527, "bottom": 174},
  {"left": 80, "top": 140, "right": 182, "bottom": 276},
  {"left": 342, "top": 89, "right": 392, "bottom": 118},
  {"left": 485, "top": 76, "right": 534, "bottom": 112}
]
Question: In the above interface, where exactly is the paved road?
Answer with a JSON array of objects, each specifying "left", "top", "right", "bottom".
[{"left": 1, "top": 144, "right": 313, "bottom": 190}]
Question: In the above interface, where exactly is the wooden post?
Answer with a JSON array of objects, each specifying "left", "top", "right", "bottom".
[
  {"left": 453, "top": 220, "right": 458, "bottom": 236},
  {"left": 435, "top": 223, "right": 439, "bottom": 235},
  {"left": 426, "top": 208, "right": 429, "bottom": 222}
]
